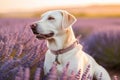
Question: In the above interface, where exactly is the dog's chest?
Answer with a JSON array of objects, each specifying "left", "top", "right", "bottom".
[
  {"left": 44, "top": 50, "right": 70, "bottom": 74},
  {"left": 44, "top": 48, "right": 82, "bottom": 75}
]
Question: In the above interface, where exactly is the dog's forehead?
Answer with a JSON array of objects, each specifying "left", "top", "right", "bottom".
[{"left": 41, "top": 10, "right": 62, "bottom": 18}]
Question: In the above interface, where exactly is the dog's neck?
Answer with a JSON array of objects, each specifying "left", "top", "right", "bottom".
[{"left": 47, "top": 26, "right": 76, "bottom": 51}]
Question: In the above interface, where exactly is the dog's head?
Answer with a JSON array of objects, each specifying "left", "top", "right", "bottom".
[{"left": 30, "top": 10, "right": 76, "bottom": 39}]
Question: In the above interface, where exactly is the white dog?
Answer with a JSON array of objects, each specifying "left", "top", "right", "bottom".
[{"left": 30, "top": 10, "right": 111, "bottom": 80}]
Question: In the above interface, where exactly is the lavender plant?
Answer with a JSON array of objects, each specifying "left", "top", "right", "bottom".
[
  {"left": 0, "top": 18, "right": 47, "bottom": 80},
  {"left": 83, "top": 27, "right": 120, "bottom": 69},
  {"left": 0, "top": 18, "right": 119, "bottom": 80}
]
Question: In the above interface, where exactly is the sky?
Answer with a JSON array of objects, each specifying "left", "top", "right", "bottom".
[{"left": 0, "top": 0, "right": 120, "bottom": 13}]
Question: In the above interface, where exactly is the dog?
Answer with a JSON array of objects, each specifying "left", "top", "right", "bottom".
[{"left": 30, "top": 10, "right": 111, "bottom": 80}]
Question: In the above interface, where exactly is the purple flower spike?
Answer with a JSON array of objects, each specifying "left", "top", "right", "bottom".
[
  {"left": 15, "top": 66, "right": 24, "bottom": 80},
  {"left": 81, "top": 65, "right": 90, "bottom": 80},
  {"left": 68, "top": 71, "right": 76, "bottom": 80},
  {"left": 60, "top": 62, "right": 70, "bottom": 80},
  {"left": 34, "top": 67, "right": 42, "bottom": 80},
  {"left": 23, "top": 67, "right": 30, "bottom": 80},
  {"left": 0, "top": 40, "right": 4, "bottom": 51},
  {"left": 113, "top": 75, "right": 118, "bottom": 80},
  {"left": 47, "top": 62, "right": 58, "bottom": 80},
  {"left": 98, "top": 72, "right": 102, "bottom": 80},
  {"left": 75, "top": 69, "right": 81, "bottom": 80}
]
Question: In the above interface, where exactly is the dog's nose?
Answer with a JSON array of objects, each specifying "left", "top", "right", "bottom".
[
  {"left": 30, "top": 23, "right": 39, "bottom": 34},
  {"left": 30, "top": 23, "right": 37, "bottom": 30}
]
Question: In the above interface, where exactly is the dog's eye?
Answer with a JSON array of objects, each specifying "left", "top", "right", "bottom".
[{"left": 48, "top": 17, "right": 55, "bottom": 20}]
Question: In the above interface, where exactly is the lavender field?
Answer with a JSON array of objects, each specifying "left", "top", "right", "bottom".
[{"left": 0, "top": 18, "right": 120, "bottom": 80}]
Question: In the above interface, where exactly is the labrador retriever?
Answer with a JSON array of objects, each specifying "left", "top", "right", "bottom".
[{"left": 30, "top": 10, "right": 111, "bottom": 80}]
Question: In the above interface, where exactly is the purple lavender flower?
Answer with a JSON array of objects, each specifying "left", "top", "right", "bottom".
[
  {"left": 34, "top": 67, "right": 42, "bottom": 80},
  {"left": 15, "top": 66, "right": 24, "bottom": 80},
  {"left": 75, "top": 69, "right": 81, "bottom": 80},
  {"left": 81, "top": 65, "right": 90, "bottom": 80},
  {"left": 113, "top": 75, "right": 118, "bottom": 80},
  {"left": 60, "top": 62, "right": 70, "bottom": 80},
  {"left": 46, "top": 62, "right": 58, "bottom": 80},
  {"left": 23, "top": 67, "right": 30, "bottom": 80},
  {"left": 68, "top": 71, "right": 76, "bottom": 80},
  {"left": 0, "top": 18, "right": 119, "bottom": 80},
  {"left": 98, "top": 72, "right": 102, "bottom": 80}
]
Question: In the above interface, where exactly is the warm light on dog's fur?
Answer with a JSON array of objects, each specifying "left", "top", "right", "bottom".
[{"left": 31, "top": 10, "right": 111, "bottom": 80}]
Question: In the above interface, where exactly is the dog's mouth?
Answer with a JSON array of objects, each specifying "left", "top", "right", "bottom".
[{"left": 34, "top": 32, "right": 54, "bottom": 39}]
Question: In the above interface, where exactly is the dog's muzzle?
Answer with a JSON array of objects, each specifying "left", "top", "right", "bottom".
[{"left": 30, "top": 23, "right": 54, "bottom": 39}]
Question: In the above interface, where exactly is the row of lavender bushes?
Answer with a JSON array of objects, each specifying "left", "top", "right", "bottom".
[
  {"left": 83, "top": 27, "right": 120, "bottom": 70},
  {"left": 0, "top": 22, "right": 47, "bottom": 80},
  {"left": 0, "top": 18, "right": 119, "bottom": 80},
  {"left": 0, "top": 18, "right": 94, "bottom": 80},
  {"left": 0, "top": 18, "right": 97, "bottom": 80}
]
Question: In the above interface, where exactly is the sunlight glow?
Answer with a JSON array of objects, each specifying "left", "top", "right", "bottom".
[{"left": 0, "top": 0, "right": 120, "bottom": 13}]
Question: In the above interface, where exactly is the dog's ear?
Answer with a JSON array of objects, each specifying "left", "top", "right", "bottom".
[{"left": 61, "top": 10, "right": 76, "bottom": 29}]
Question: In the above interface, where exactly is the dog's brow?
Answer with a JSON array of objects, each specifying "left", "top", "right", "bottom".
[{"left": 40, "top": 15, "right": 48, "bottom": 20}]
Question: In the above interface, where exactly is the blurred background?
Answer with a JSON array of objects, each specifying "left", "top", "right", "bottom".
[
  {"left": 0, "top": 0, "right": 120, "bottom": 79},
  {"left": 0, "top": 0, "right": 120, "bottom": 18}
]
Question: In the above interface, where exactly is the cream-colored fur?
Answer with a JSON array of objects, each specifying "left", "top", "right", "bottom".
[{"left": 33, "top": 10, "right": 111, "bottom": 80}]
